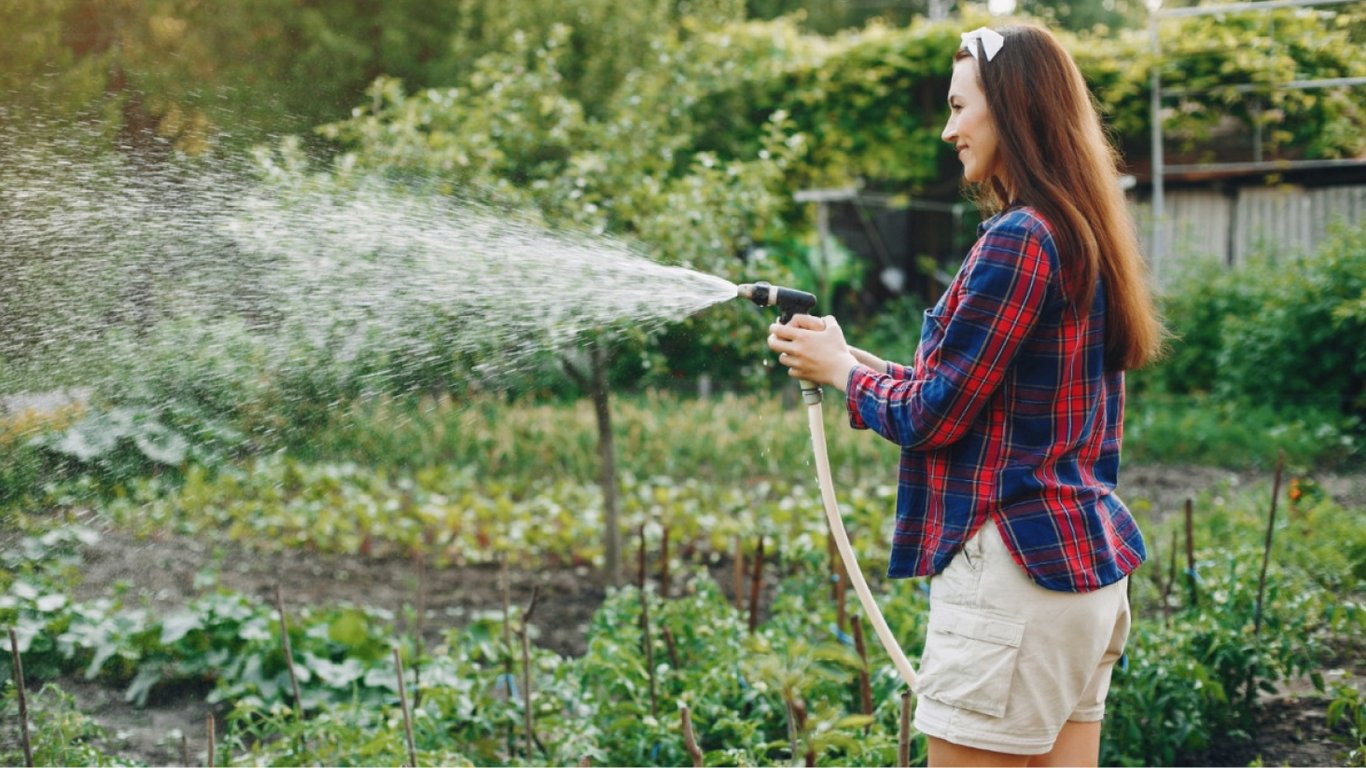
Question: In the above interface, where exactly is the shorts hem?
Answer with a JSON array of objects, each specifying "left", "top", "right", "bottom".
[{"left": 914, "top": 698, "right": 1055, "bottom": 756}]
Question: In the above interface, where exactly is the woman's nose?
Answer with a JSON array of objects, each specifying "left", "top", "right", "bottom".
[{"left": 941, "top": 118, "right": 956, "bottom": 144}]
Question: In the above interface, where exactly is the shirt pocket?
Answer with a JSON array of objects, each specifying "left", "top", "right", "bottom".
[
  {"left": 919, "top": 306, "right": 949, "bottom": 359},
  {"left": 914, "top": 602, "right": 1025, "bottom": 718}
]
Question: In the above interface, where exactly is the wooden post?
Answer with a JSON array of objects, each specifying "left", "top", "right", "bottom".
[
  {"left": 207, "top": 712, "right": 216, "bottom": 768},
  {"left": 519, "top": 587, "right": 541, "bottom": 759},
  {"left": 9, "top": 628, "right": 32, "bottom": 768},
  {"left": 1247, "top": 451, "right": 1286, "bottom": 710},
  {"left": 640, "top": 527, "right": 659, "bottom": 718},
  {"left": 274, "top": 585, "right": 305, "bottom": 716},
  {"left": 898, "top": 690, "right": 913, "bottom": 768},
  {"left": 680, "top": 704, "right": 704, "bottom": 768},
  {"left": 733, "top": 536, "right": 745, "bottom": 612},
  {"left": 394, "top": 648, "right": 418, "bottom": 767},
  {"left": 835, "top": 568, "right": 848, "bottom": 635},
  {"left": 748, "top": 536, "right": 765, "bottom": 633},
  {"left": 1183, "top": 498, "right": 1198, "bottom": 608},
  {"left": 662, "top": 625, "right": 681, "bottom": 671},
  {"left": 851, "top": 615, "right": 873, "bottom": 734},
  {"left": 1253, "top": 451, "right": 1285, "bottom": 636},
  {"left": 1162, "top": 529, "right": 1177, "bottom": 620},
  {"left": 412, "top": 549, "right": 427, "bottom": 706},
  {"left": 660, "top": 525, "right": 671, "bottom": 600}
]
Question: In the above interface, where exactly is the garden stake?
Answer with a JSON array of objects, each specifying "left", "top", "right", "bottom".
[
  {"left": 826, "top": 526, "right": 839, "bottom": 600},
  {"left": 851, "top": 615, "right": 873, "bottom": 734},
  {"left": 748, "top": 535, "right": 764, "bottom": 633},
  {"left": 733, "top": 536, "right": 745, "bottom": 612},
  {"left": 180, "top": 731, "right": 189, "bottom": 767},
  {"left": 793, "top": 698, "right": 815, "bottom": 766},
  {"left": 207, "top": 712, "right": 216, "bottom": 768},
  {"left": 662, "top": 624, "right": 681, "bottom": 672},
  {"left": 273, "top": 584, "right": 305, "bottom": 718},
  {"left": 393, "top": 647, "right": 418, "bottom": 768},
  {"left": 639, "top": 527, "right": 659, "bottom": 718},
  {"left": 1246, "top": 450, "right": 1285, "bottom": 711},
  {"left": 1162, "top": 529, "right": 1177, "bottom": 620},
  {"left": 1184, "top": 498, "right": 1198, "bottom": 608},
  {"left": 660, "top": 524, "right": 671, "bottom": 599},
  {"left": 8, "top": 628, "right": 32, "bottom": 768},
  {"left": 784, "top": 697, "right": 800, "bottom": 767},
  {"left": 412, "top": 549, "right": 427, "bottom": 706},
  {"left": 835, "top": 566, "right": 848, "bottom": 633},
  {"left": 1254, "top": 450, "right": 1285, "bottom": 636},
  {"left": 680, "top": 704, "right": 704, "bottom": 767},
  {"left": 898, "top": 690, "right": 913, "bottom": 768},
  {"left": 518, "top": 586, "right": 541, "bottom": 759},
  {"left": 499, "top": 553, "right": 515, "bottom": 759},
  {"left": 638, "top": 523, "right": 648, "bottom": 587}
]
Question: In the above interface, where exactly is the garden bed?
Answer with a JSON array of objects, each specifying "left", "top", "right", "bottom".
[{"left": 36, "top": 463, "right": 1365, "bottom": 766}]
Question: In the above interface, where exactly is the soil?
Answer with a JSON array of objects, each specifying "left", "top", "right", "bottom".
[{"left": 20, "top": 463, "right": 1366, "bottom": 766}]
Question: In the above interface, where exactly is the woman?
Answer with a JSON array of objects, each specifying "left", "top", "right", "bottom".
[{"left": 767, "top": 23, "right": 1165, "bottom": 767}]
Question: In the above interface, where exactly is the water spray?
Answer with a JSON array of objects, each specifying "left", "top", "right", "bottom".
[{"left": 738, "top": 281, "right": 919, "bottom": 690}]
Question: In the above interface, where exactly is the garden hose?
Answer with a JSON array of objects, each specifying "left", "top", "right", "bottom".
[
  {"left": 737, "top": 281, "right": 918, "bottom": 689},
  {"left": 802, "top": 382, "right": 919, "bottom": 690}
]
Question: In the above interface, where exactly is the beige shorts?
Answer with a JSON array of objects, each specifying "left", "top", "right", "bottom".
[{"left": 912, "top": 520, "right": 1131, "bottom": 755}]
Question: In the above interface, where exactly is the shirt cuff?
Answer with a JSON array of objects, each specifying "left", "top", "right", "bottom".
[
  {"left": 886, "top": 361, "right": 912, "bottom": 380},
  {"left": 845, "top": 364, "right": 879, "bottom": 430}
]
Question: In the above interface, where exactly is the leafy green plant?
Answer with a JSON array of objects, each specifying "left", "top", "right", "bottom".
[
  {"left": 1326, "top": 680, "right": 1366, "bottom": 767},
  {"left": 0, "top": 683, "right": 137, "bottom": 767}
]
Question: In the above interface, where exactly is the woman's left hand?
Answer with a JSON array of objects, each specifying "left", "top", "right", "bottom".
[{"left": 767, "top": 314, "right": 860, "bottom": 392}]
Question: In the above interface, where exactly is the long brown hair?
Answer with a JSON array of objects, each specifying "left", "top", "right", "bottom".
[{"left": 956, "top": 23, "right": 1165, "bottom": 370}]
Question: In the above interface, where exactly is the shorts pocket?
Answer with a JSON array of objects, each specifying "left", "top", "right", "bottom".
[{"left": 915, "top": 602, "right": 1025, "bottom": 719}]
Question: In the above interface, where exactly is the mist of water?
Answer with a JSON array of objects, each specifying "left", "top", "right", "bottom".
[{"left": 0, "top": 136, "right": 739, "bottom": 406}]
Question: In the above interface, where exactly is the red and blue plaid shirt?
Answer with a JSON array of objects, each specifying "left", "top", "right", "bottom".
[{"left": 846, "top": 206, "right": 1145, "bottom": 593}]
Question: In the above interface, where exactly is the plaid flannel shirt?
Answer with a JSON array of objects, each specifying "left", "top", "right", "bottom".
[{"left": 846, "top": 206, "right": 1145, "bottom": 593}]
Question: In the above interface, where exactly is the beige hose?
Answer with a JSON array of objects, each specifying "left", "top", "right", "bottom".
[{"left": 804, "top": 387, "right": 918, "bottom": 689}]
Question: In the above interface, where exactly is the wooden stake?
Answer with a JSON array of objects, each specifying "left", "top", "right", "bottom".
[
  {"left": 793, "top": 699, "right": 814, "bottom": 767},
  {"left": 662, "top": 624, "right": 680, "bottom": 672},
  {"left": 518, "top": 586, "right": 541, "bottom": 759},
  {"left": 273, "top": 584, "right": 305, "bottom": 716},
  {"left": 1162, "top": 529, "right": 1177, "bottom": 620},
  {"left": 680, "top": 704, "right": 704, "bottom": 767},
  {"left": 1183, "top": 498, "right": 1198, "bottom": 608},
  {"left": 748, "top": 536, "right": 764, "bottom": 634},
  {"left": 9, "top": 628, "right": 32, "bottom": 768},
  {"left": 499, "top": 553, "right": 514, "bottom": 759},
  {"left": 660, "top": 524, "right": 671, "bottom": 600},
  {"left": 733, "top": 536, "right": 745, "bottom": 612},
  {"left": 835, "top": 568, "right": 848, "bottom": 634},
  {"left": 180, "top": 731, "right": 189, "bottom": 767},
  {"left": 413, "top": 549, "right": 427, "bottom": 706},
  {"left": 851, "top": 615, "right": 873, "bottom": 734},
  {"left": 207, "top": 712, "right": 216, "bottom": 768},
  {"left": 394, "top": 648, "right": 418, "bottom": 768},
  {"left": 640, "top": 526, "right": 659, "bottom": 718},
  {"left": 1254, "top": 450, "right": 1285, "bottom": 636},
  {"left": 1247, "top": 450, "right": 1286, "bottom": 710},
  {"left": 898, "top": 690, "right": 913, "bottom": 768},
  {"left": 827, "top": 524, "right": 839, "bottom": 600}
]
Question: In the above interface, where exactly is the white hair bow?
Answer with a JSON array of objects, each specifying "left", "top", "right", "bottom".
[{"left": 961, "top": 27, "right": 1005, "bottom": 62}]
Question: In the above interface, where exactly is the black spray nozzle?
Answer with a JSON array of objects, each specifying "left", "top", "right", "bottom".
[{"left": 737, "top": 282, "right": 817, "bottom": 324}]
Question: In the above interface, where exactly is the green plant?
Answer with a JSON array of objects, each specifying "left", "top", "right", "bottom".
[
  {"left": 0, "top": 683, "right": 137, "bottom": 767},
  {"left": 1327, "top": 680, "right": 1366, "bottom": 767}
]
